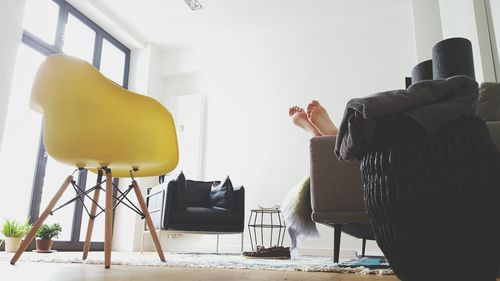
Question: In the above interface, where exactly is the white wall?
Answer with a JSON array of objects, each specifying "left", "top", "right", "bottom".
[
  {"left": 140, "top": 0, "right": 417, "bottom": 255},
  {"left": 0, "top": 0, "right": 27, "bottom": 150}
]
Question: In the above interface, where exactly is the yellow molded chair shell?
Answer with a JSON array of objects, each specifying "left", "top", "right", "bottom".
[{"left": 30, "top": 54, "right": 178, "bottom": 178}]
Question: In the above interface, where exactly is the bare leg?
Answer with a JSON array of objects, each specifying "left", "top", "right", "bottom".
[
  {"left": 306, "top": 100, "right": 338, "bottom": 136},
  {"left": 289, "top": 106, "right": 322, "bottom": 136}
]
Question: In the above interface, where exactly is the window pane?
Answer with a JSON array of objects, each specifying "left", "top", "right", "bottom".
[
  {"left": 100, "top": 39, "right": 126, "bottom": 86},
  {"left": 79, "top": 171, "right": 105, "bottom": 242},
  {"left": 40, "top": 158, "right": 76, "bottom": 241},
  {"left": 0, "top": 45, "right": 45, "bottom": 227},
  {"left": 63, "top": 14, "right": 96, "bottom": 64},
  {"left": 22, "top": 0, "right": 60, "bottom": 45},
  {"left": 490, "top": 0, "right": 500, "bottom": 80}
]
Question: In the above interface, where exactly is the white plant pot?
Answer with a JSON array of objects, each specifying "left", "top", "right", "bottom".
[{"left": 4, "top": 237, "right": 22, "bottom": 253}]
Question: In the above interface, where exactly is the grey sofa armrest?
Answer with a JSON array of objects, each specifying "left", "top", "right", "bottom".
[{"left": 309, "top": 136, "right": 368, "bottom": 223}]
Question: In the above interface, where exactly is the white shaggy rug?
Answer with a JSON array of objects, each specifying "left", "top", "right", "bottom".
[{"left": 0, "top": 251, "right": 393, "bottom": 275}]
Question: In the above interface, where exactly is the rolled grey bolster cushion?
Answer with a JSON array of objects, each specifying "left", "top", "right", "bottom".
[
  {"left": 411, "top": 59, "right": 432, "bottom": 83},
  {"left": 432, "top": 37, "right": 475, "bottom": 80}
]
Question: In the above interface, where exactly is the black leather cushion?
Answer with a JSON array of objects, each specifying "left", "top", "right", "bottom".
[
  {"left": 171, "top": 207, "right": 240, "bottom": 226},
  {"left": 172, "top": 172, "right": 187, "bottom": 211},
  {"left": 210, "top": 176, "right": 234, "bottom": 211},
  {"left": 185, "top": 180, "right": 213, "bottom": 208}
]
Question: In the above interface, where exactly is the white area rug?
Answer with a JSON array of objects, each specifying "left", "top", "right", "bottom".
[{"left": 0, "top": 251, "right": 393, "bottom": 275}]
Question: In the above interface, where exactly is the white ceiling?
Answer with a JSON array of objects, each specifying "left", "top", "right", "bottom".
[{"left": 81, "top": 0, "right": 343, "bottom": 48}]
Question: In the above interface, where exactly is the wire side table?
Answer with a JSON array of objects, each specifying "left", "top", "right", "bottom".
[{"left": 247, "top": 208, "right": 286, "bottom": 252}]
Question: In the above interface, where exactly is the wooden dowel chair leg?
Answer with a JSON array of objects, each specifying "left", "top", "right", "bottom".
[
  {"left": 131, "top": 180, "right": 166, "bottom": 262},
  {"left": 82, "top": 171, "right": 103, "bottom": 260},
  {"left": 104, "top": 169, "right": 114, "bottom": 269},
  {"left": 10, "top": 175, "right": 74, "bottom": 265}
]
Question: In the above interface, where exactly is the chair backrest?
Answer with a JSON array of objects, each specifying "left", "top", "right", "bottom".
[{"left": 30, "top": 54, "right": 179, "bottom": 177}]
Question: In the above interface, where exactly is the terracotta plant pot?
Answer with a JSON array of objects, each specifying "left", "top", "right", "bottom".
[
  {"left": 36, "top": 239, "right": 53, "bottom": 251},
  {"left": 4, "top": 237, "right": 22, "bottom": 253}
]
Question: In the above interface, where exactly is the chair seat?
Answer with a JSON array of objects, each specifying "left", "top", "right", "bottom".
[{"left": 170, "top": 207, "right": 240, "bottom": 226}]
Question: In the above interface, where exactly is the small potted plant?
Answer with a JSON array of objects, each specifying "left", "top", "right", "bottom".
[
  {"left": 1, "top": 219, "right": 32, "bottom": 252},
  {"left": 35, "top": 223, "right": 62, "bottom": 252}
]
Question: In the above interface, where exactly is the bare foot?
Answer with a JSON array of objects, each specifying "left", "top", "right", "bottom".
[
  {"left": 306, "top": 100, "right": 338, "bottom": 136},
  {"left": 289, "top": 106, "right": 322, "bottom": 136}
]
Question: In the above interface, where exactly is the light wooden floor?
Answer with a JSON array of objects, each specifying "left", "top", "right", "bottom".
[
  {"left": 2, "top": 261, "right": 399, "bottom": 281},
  {"left": 4, "top": 258, "right": 500, "bottom": 281}
]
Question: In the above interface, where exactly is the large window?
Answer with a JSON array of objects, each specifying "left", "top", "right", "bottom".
[
  {"left": 488, "top": 0, "right": 500, "bottom": 81},
  {"left": 0, "top": 0, "right": 130, "bottom": 251}
]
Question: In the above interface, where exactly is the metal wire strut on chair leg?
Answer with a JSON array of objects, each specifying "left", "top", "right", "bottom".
[{"left": 50, "top": 176, "right": 145, "bottom": 221}]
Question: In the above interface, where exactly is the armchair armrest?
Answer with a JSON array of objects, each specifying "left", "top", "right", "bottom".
[
  {"left": 309, "top": 136, "right": 367, "bottom": 223},
  {"left": 145, "top": 187, "right": 164, "bottom": 230},
  {"left": 146, "top": 181, "right": 175, "bottom": 230},
  {"left": 233, "top": 186, "right": 245, "bottom": 232}
]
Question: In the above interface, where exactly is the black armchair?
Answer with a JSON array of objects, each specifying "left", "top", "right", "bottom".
[{"left": 142, "top": 176, "right": 245, "bottom": 253}]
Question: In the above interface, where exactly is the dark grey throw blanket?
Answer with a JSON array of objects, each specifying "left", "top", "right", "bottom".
[{"left": 335, "top": 75, "right": 479, "bottom": 161}]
